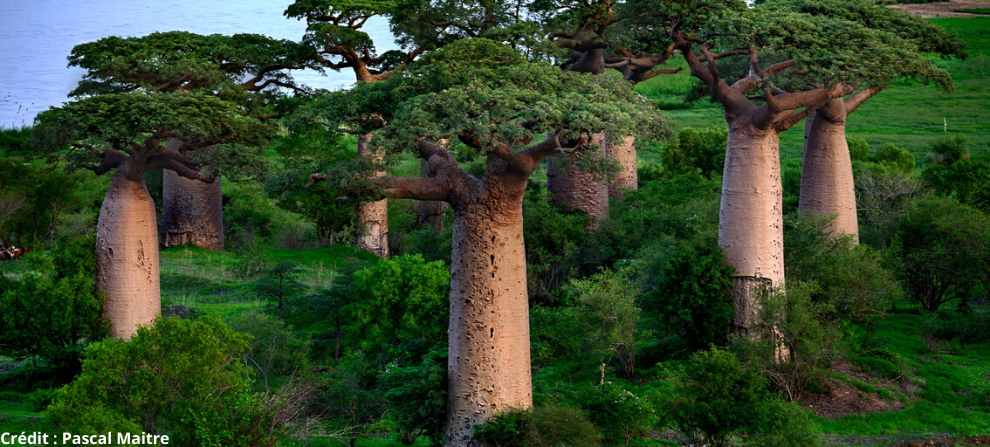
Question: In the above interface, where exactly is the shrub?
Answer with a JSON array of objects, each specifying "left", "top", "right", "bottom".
[
  {"left": 660, "top": 127, "right": 727, "bottom": 178},
  {"left": 667, "top": 347, "right": 819, "bottom": 447},
  {"left": 46, "top": 317, "right": 294, "bottom": 445},
  {"left": 381, "top": 349, "right": 448, "bottom": 447},
  {"left": 523, "top": 181, "right": 589, "bottom": 302},
  {"left": 871, "top": 143, "right": 915, "bottom": 174},
  {"left": 565, "top": 268, "right": 641, "bottom": 379},
  {"left": 926, "top": 134, "right": 969, "bottom": 166},
  {"left": 227, "top": 313, "right": 310, "bottom": 391},
  {"left": 472, "top": 405, "right": 601, "bottom": 447},
  {"left": 922, "top": 157, "right": 990, "bottom": 214},
  {"left": 351, "top": 254, "right": 450, "bottom": 363},
  {"left": 578, "top": 381, "right": 654, "bottom": 445},
  {"left": 639, "top": 231, "right": 735, "bottom": 353},
  {"left": 0, "top": 238, "right": 107, "bottom": 375},
  {"left": 252, "top": 260, "right": 307, "bottom": 320}
]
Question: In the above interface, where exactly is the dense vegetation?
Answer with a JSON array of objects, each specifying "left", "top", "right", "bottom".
[{"left": 1, "top": 4, "right": 989, "bottom": 447}]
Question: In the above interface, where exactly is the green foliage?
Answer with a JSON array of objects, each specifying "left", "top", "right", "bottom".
[
  {"left": 871, "top": 143, "right": 915, "bottom": 174},
  {"left": 660, "top": 127, "right": 727, "bottom": 178},
  {"left": 565, "top": 268, "right": 640, "bottom": 379},
  {"left": 253, "top": 260, "right": 308, "bottom": 319},
  {"left": 923, "top": 157, "right": 990, "bottom": 213},
  {"left": 227, "top": 313, "right": 310, "bottom": 391},
  {"left": 381, "top": 349, "right": 448, "bottom": 446},
  {"left": 927, "top": 135, "right": 970, "bottom": 166},
  {"left": 352, "top": 254, "right": 450, "bottom": 363},
  {"left": 472, "top": 405, "right": 601, "bottom": 447},
  {"left": 67, "top": 31, "right": 315, "bottom": 98},
  {"left": 577, "top": 382, "right": 654, "bottom": 445},
  {"left": 32, "top": 91, "right": 274, "bottom": 178},
  {"left": 523, "top": 181, "right": 589, "bottom": 301},
  {"left": 319, "top": 351, "right": 389, "bottom": 445},
  {"left": 640, "top": 231, "right": 735, "bottom": 354},
  {"left": 0, "top": 238, "right": 107, "bottom": 373},
  {"left": 847, "top": 137, "right": 870, "bottom": 163},
  {"left": 667, "top": 347, "right": 820, "bottom": 447},
  {"left": 784, "top": 214, "right": 902, "bottom": 322},
  {"left": 0, "top": 126, "right": 33, "bottom": 157},
  {"left": 885, "top": 197, "right": 989, "bottom": 311},
  {"left": 0, "top": 158, "right": 88, "bottom": 246},
  {"left": 668, "top": 347, "right": 770, "bottom": 446},
  {"left": 45, "top": 316, "right": 281, "bottom": 443}
]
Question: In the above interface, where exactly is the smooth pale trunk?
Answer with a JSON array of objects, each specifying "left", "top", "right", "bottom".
[
  {"left": 357, "top": 133, "right": 389, "bottom": 257},
  {"left": 161, "top": 170, "right": 224, "bottom": 250},
  {"left": 605, "top": 135, "right": 639, "bottom": 199},
  {"left": 606, "top": 135, "right": 638, "bottom": 199},
  {"left": 95, "top": 171, "right": 160, "bottom": 339},
  {"left": 546, "top": 134, "right": 609, "bottom": 228},
  {"left": 799, "top": 112, "right": 859, "bottom": 243},
  {"left": 720, "top": 125, "right": 785, "bottom": 334},
  {"left": 445, "top": 201, "right": 532, "bottom": 446}
]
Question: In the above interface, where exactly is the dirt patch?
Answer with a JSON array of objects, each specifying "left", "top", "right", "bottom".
[
  {"left": 890, "top": 0, "right": 990, "bottom": 18},
  {"left": 892, "top": 436, "right": 990, "bottom": 446},
  {"left": 801, "top": 357, "right": 910, "bottom": 419}
]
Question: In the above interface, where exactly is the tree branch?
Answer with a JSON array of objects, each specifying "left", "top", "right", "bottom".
[{"left": 845, "top": 86, "right": 883, "bottom": 115}]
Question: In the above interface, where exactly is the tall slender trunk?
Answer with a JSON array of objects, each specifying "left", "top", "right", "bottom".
[
  {"left": 161, "top": 169, "right": 224, "bottom": 250},
  {"left": 606, "top": 135, "right": 638, "bottom": 199},
  {"left": 95, "top": 170, "right": 160, "bottom": 339},
  {"left": 356, "top": 133, "right": 389, "bottom": 257},
  {"left": 546, "top": 133, "right": 609, "bottom": 228},
  {"left": 799, "top": 99, "right": 860, "bottom": 243},
  {"left": 720, "top": 123, "right": 785, "bottom": 335},
  {"left": 445, "top": 197, "right": 532, "bottom": 446}
]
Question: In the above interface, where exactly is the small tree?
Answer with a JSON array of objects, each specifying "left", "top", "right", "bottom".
[
  {"left": 566, "top": 268, "right": 640, "bottom": 379},
  {"left": 253, "top": 261, "right": 308, "bottom": 320}
]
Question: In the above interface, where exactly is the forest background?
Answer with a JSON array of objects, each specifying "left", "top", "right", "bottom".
[{"left": 1, "top": 0, "right": 990, "bottom": 446}]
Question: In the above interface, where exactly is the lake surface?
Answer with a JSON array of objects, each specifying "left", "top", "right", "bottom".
[{"left": 0, "top": 0, "right": 399, "bottom": 128}]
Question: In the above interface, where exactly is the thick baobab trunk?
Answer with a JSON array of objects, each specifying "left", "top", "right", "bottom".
[
  {"left": 606, "top": 135, "right": 638, "bottom": 199},
  {"left": 720, "top": 124, "right": 786, "bottom": 335},
  {"left": 161, "top": 169, "right": 224, "bottom": 250},
  {"left": 799, "top": 99, "right": 863, "bottom": 243},
  {"left": 356, "top": 133, "right": 389, "bottom": 257},
  {"left": 96, "top": 170, "right": 160, "bottom": 339},
  {"left": 546, "top": 134, "right": 609, "bottom": 228},
  {"left": 445, "top": 197, "right": 532, "bottom": 446}
]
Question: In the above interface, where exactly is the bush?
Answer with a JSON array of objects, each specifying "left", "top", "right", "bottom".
[
  {"left": 639, "top": 231, "right": 735, "bottom": 353},
  {"left": 47, "top": 317, "right": 294, "bottom": 445},
  {"left": 565, "top": 268, "right": 641, "bottom": 379},
  {"left": 523, "top": 181, "right": 589, "bottom": 302},
  {"left": 351, "top": 254, "right": 450, "bottom": 364},
  {"left": 871, "top": 143, "right": 915, "bottom": 174},
  {"left": 578, "top": 382, "right": 654, "bottom": 445},
  {"left": 922, "top": 157, "right": 990, "bottom": 214},
  {"left": 472, "top": 405, "right": 602, "bottom": 447},
  {"left": 0, "top": 238, "right": 107, "bottom": 374},
  {"left": 227, "top": 313, "right": 310, "bottom": 391},
  {"left": 660, "top": 127, "right": 727, "bottom": 178},
  {"left": 381, "top": 349, "right": 448, "bottom": 447},
  {"left": 926, "top": 134, "right": 969, "bottom": 166},
  {"left": 667, "top": 347, "right": 819, "bottom": 447}
]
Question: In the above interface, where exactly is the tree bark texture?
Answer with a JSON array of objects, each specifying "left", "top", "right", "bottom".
[
  {"left": 546, "top": 133, "right": 609, "bottom": 228},
  {"left": 799, "top": 97, "right": 867, "bottom": 243},
  {"left": 356, "top": 133, "right": 390, "bottom": 258},
  {"left": 96, "top": 170, "right": 160, "bottom": 339},
  {"left": 445, "top": 194, "right": 532, "bottom": 447},
  {"left": 378, "top": 139, "right": 571, "bottom": 446},
  {"left": 416, "top": 159, "right": 448, "bottom": 232},
  {"left": 161, "top": 169, "right": 224, "bottom": 250},
  {"left": 605, "top": 134, "right": 638, "bottom": 199},
  {"left": 720, "top": 124, "right": 786, "bottom": 290}
]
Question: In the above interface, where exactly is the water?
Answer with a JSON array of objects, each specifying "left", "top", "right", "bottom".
[{"left": 0, "top": 0, "right": 399, "bottom": 128}]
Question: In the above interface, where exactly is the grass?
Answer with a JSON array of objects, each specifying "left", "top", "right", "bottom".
[
  {"left": 634, "top": 18, "right": 990, "bottom": 164},
  {"left": 954, "top": 8, "right": 990, "bottom": 14}
]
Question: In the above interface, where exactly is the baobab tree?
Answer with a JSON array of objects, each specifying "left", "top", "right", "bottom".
[
  {"left": 770, "top": 0, "right": 962, "bottom": 242},
  {"left": 68, "top": 31, "right": 315, "bottom": 250},
  {"left": 32, "top": 92, "right": 273, "bottom": 338},
  {"left": 308, "top": 39, "right": 662, "bottom": 445},
  {"left": 285, "top": 0, "right": 430, "bottom": 257},
  {"left": 629, "top": 0, "right": 913, "bottom": 335},
  {"left": 530, "top": 0, "right": 680, "bottom": 218}
]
